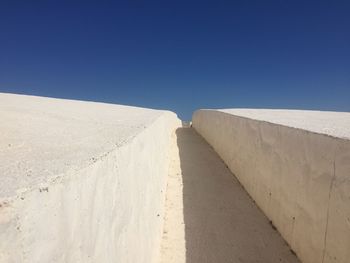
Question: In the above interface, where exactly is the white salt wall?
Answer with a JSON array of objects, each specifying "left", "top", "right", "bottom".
[
  {"left": 193, "top": 109, "right": 350, "bottom": 263},
  {"left": 0, "top": 93, "right": 181, "bottom": 263}
]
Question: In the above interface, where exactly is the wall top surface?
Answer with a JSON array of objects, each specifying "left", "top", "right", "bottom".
[
  {"left": 0, "top": 93, "right": 169, "bottom": 199},
  {"left": 201, "top": 109, "right": 350, "bottom": 140}
]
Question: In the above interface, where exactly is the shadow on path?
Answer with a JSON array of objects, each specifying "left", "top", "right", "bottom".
[{"left": 177, "top": 127, "right": 299, "bottom": 263}]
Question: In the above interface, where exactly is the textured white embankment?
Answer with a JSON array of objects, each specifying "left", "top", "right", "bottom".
[
  {"left": 0, "top": 93, "right": 181, "bottom": 263},
  {"left": 193, "top": 109, "right": 350, "bottom": 263}
]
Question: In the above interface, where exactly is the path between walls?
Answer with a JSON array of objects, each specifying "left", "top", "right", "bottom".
[{"left": 160, "top": 127, "right": 300, "bottom": 263}]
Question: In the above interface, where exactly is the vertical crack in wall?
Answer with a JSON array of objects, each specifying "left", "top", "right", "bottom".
[{"left": 322, "top": 144, "right": 338, "bottom": 263}]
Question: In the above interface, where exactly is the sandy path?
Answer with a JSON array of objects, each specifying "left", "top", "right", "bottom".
[{"left": 160, "top": 127, "right": 300, "bottom": 263}]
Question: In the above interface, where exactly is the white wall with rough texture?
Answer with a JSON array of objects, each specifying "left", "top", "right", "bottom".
[
  {"left": 193, "top": 109, "right": 350, "bottom": 263},
  {"left": 0, "top": 93, "right": 181, "bottom": 263}
]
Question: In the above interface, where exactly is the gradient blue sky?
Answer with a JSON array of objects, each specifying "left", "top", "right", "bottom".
[{"left": 1, "top": 1, "right": 349, "bottom": 120}]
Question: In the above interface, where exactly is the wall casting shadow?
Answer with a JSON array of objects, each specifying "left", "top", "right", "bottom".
[{"left": 176, "top": 127, "right": 299, "bottom": 263}]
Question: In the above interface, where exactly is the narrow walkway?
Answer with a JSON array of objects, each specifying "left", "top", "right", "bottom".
[{"left": 160, "top": 127, "right": 300, "bottom": 263}]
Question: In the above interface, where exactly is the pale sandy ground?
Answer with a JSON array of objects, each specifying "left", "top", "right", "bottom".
[{"left": 160, "top": 127, "right": 300, "bottom": 263}]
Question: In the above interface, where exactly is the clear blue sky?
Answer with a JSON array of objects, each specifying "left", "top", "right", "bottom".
[{"left": 1, "top": 1, "right": 349, "bottom": 120}]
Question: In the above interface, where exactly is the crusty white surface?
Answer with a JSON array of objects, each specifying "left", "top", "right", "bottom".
[
  {"left": 0, "top": 93, "right": 181, "bottom": 263},
  {"left": 0, "top": 93, "right": 164, "bottom": 199},
  {"left": 193, "top": 109, "right": 350, "bottom": 263},
  {"left": 218, "top": 109, "right": 350, "bottom": 140}
]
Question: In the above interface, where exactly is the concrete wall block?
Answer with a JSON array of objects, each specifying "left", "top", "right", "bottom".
[{"left": 193, "top": 109, "right": 350, "bottom": 263}]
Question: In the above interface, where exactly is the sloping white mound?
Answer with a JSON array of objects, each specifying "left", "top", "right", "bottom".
[{"left": 0, "top": 93, "right": 181, "bottom": 262}]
